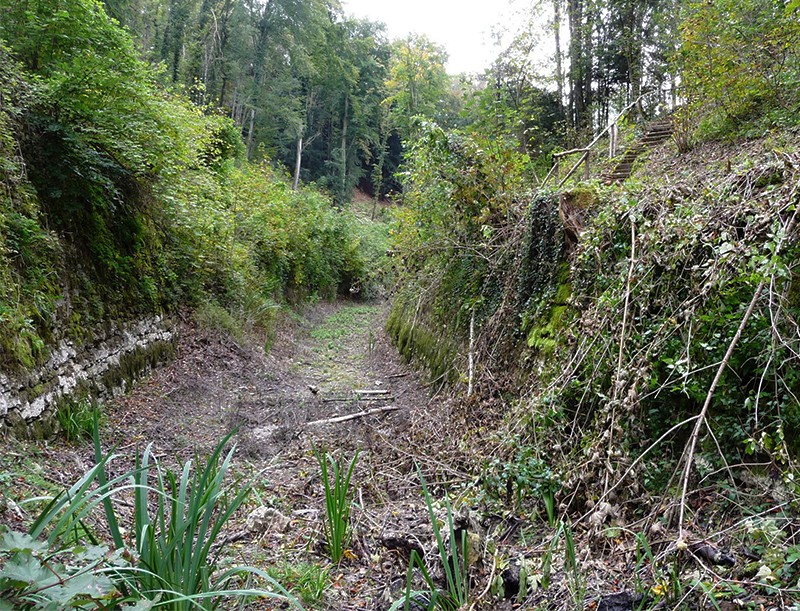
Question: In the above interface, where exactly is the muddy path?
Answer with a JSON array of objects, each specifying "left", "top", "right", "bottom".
[
  {"left": 107, "top": 301, "right": 424, "bottom": 460},
  {"left": 103, "top": 300, "right": 447, "bottom": 609}
]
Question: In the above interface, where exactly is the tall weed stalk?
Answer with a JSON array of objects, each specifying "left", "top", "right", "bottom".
[
  {"left": 315, "top": 446, "right": 360, "bottom": 563},
  {"left": 390, "top": 467, "right": 469, "bottom": 611}
]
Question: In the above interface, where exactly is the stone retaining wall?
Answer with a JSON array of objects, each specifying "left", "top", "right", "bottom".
[{"left": 0, "top": 316, "right": 175, "bottom": 437}]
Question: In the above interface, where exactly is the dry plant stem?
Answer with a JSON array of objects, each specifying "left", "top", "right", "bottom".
[
  {"left": 677, "top": 280, "right": 764, "bottom": 541},
  {"left": 467, "top": 309, "right": 475, "bottom": 397},
  {"left": 604, "top": 217, "right": 636, "bottom": 495}
]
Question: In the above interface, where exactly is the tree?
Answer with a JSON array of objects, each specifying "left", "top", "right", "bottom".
[
  {"left": 676, "top": 0, "right": 800, "bottom": 138},
  {"left": 384, "top": 34, "right": 451, "bottom": 140}
]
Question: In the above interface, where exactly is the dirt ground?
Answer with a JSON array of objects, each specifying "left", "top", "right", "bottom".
[
  {"left": 2, "top": 299, "right": 791, "bottom": 610},
  {"left": 2, "top": 300, "right": 468, "bottom": 610}
]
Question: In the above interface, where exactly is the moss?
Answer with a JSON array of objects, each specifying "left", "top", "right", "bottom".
[
  {"left": 561, "top": 187, "right": 598, "bottom": 212},
  {"left": 100, "top": 340, "right": 175, "bottom": 392},
  {"left": 387, "top": 298, "right": 458, "bottom": 384}
]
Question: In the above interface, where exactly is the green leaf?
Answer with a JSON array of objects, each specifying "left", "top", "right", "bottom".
[
  {"left": 0, "top": 530, "right": 48, "bottom": 554},
  {"left": 47, "top": 572, "right": 117, "bottom": 605},
  {"left": 0, "top": 551, "right": 54, "bottom": 588}
]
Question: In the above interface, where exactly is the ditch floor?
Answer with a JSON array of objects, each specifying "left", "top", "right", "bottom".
[{"left": 0, "top": 299, "right": 794, "bottom": 610}]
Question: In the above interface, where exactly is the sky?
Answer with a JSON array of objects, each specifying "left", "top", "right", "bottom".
[{"left": 340, "top": 0, "right": 519, "bottom": 75}]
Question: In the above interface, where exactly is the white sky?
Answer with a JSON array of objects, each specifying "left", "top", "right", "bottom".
[{"left": 340, "top": 0, "right": 520, "bottom": 75}]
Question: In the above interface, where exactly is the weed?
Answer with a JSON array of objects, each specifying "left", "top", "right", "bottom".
[
  {"left": 562, "top": 520, "right": 585, "bottom": 609},
  {"left": 391, "top": 468, "right": 469, "bottom": 611},
  {"left": 56, "top": 396, "right": 103, "bottom": 443},
  {"left": 195, "top": 300, "right": 243, "bottom": 341},
  {"left": 267, "top": 562, "right": 330, "bottom": 607},
  {"left": 0, "top": 419, "right": 301, "bottom": 609},
  {"left": 314, "top": 446, "right": 360, "bottom": 563}
]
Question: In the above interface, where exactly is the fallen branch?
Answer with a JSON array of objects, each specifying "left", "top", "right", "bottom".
[
  {"left": 305, "top": 405, "right": 401, "bottom": 426},
  {"left": 677, "top": 200, "right": 800, "bottom": 541},
  {"left": 321, "top": 395, "right": 394, "bottom": 403}
]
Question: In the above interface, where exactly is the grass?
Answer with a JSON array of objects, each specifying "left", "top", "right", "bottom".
[
  {"left": 267, "top": 562, "right": 331, "bottom": 607},
  {"left": 308, "top": 303, "right": 381, "bottom": 389},
  {"left": 314, "top": 446, "right": 360, "bottom": 563},
  {"left": 310, "top": 304, "right": 380, "bottom": 347},
  {"left": 56, "top": 396, "right": 104, "bottom": 443}
]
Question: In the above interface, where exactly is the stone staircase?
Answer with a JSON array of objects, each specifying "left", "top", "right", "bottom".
[{"left": 603, "top": 117, "right": 674, "bottom": 184}]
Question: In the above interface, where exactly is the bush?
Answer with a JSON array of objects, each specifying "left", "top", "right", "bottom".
[{"left": 677, "top": 0, "right": 800, "bottom": 140}]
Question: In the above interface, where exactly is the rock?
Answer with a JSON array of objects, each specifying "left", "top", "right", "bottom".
[
  {"left": 501, "top": 563, "right": 521, "bottom": 599},
  {"left": 246, "top": 506, "right": 290, "bottom": 534},
  {"left": 689, "top": 542, "right": 735, "bottom": 567},
  {"left": 381, "top": 533, "right": 425, "bottom": 559},
  {"left": 598, "top": 591, "right": 649, "bottom": 611}
]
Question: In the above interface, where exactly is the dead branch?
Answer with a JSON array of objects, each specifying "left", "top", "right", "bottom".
[{"left": 304, "top": 405, "right": 400, "bottom": 426}]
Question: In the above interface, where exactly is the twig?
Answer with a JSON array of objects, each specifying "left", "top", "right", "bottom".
[
  {"left": 677, "top": 200, "right": 800, "bottom": 541},
  {"left": 467, "top": 309, "right": 475, "bottom": 397},
  {"left": 304, "top": 405, "right": 400, "bottom": 426}
]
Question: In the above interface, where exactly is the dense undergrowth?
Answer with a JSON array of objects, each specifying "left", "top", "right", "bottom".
[
  {"left": 0, "top": 0, "right": 388, "bottom": 372},
  {"left": 387, "top": 120, "right": 800, "bottom": 607}
]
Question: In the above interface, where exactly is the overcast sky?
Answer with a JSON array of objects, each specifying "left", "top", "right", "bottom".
[{"left": 340, "top": 0, "right": 519, "bottom": 75}]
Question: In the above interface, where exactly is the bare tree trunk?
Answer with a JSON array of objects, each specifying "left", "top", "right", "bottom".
[
  {"left": 340, "top": 95, "right": 349, "bottom": 202},
  {"left": 554, "top": 0, "right": 564, "bottom": 108},
  {"left": 567, "top": 0, "right": 583, "bottom": 129},
  {"left": 246, "top": 107, "right": 255, "bottom": 159},
  {"left": 293, "top": 134, "right": 303, "bottom": 191}
]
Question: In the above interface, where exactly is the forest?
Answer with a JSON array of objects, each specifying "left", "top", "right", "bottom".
[{"left": 1, "top": 0, "right": 800, "bottom": 609}]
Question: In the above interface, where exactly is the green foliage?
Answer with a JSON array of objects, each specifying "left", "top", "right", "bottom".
[
  {"left": 387, "top": 122, "right": 548, "bottom": 383},
  {"left": 110, "top": 433, "right": 285, "bottom": 609},
  {"left": 677, "top": 0, "right": 800, "bottom": 140},
  {"left": 481, "top": 447, "right": 560, "bottom": 522},
  {"left": 194, "top": 301, "right": 245, "bottom": 341},
  {"left": 266, "top": 562, "right": 330, "bottom": 608},
  {"left": 0, "top": 426, "right": 299, "bottom": 609},
  {"left": 56, "top": 397, "right": 104, "bottom": 444},
  {"left": 384, "top": 35, "right": 456, "bottom": 141},
  {"left": 390, "top": 469, "right": 469, "bottom": 611},
  {"left": 0, "top": 0, "right": 388, "bottom": 375},
  {"left": 314, "top": 446, "right": 360, "bottom": 564},
  {"left": 0, "top": 528, "right": 137, "bottom": 610}
]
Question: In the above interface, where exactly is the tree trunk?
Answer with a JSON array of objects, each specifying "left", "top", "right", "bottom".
[
  {"left": 293, "top": 134, "right": 303, "bottom": 191},
  {"left": 582, "top": 1, "right": 594, "bottom": 130},
  {"left": 567, "top": 0, "right": 584, "bottom": 129},
  {"left": 246, "top": 107, "right": 256, "bottom": 160},
  {"left": 554, "top": 0, "right": 564, "bottom": 108},
  {"left": 340, "top": 95, "right": 349, "bottom": 203}
]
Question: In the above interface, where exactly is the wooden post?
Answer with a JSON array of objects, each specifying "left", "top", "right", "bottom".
[
  {"left": 584, "top": 149, "right": 591, "bottom": 180},
  {"left": 554, "top": 158, "right": 560, "bottom": 182},
  {"left": 609, "top": 123, "right": 618, "bottom": 159}
]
